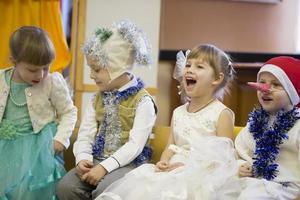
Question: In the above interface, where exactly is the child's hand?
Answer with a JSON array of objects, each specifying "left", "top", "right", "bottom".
[
  {"left": 81, "top": 164, "right": 107, "bottom": 186},
  {"left": 155, "top": 161, "right": 185, "bottom": 172},
  {"left": 155, "top": 160, "right": 170, "bottom": 172},
  {"left": 239, "top": 162, "right": 253, "bottom": 177},
  {"left": 167, "top": 162, "right": 185, "bottom": 171},
  {"left": 53, "top": 140, "right": 65, "bottom": 153},
  {"left": 76, "top": 160, "right": 93, "bottom": 177}
]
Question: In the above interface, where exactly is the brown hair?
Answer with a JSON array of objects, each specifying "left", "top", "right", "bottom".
[
  {"left": 187, "top": 44, "right": 235, "bottom": 99},
  {"left": 9, "top": 26, "right": 55, "bottom": 66}
]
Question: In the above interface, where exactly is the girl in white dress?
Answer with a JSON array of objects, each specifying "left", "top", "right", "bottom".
[{"left": 96, "top": 44, "right": 240, "bottom": 200}]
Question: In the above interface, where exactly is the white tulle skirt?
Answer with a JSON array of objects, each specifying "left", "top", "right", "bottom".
[{"left": 96, "top": 136, "right": 241, "bottom": 200}]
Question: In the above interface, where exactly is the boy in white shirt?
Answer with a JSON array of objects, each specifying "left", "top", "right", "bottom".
[{"left": 57, "top": 20, "right": 157, "bottom": 200}]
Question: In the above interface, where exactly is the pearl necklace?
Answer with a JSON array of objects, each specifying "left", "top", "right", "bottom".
[
  {"left": 9, "top": 94, "right": 27, "bottom": 107},
  {"left": 9, "top": 69, "right": 27, "bottom": 107}
]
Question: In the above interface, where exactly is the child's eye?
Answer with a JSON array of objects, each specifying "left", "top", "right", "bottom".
[
  {"left": 185, "top": 64, "right": 191, "bottom": 68},
  {"left": 28, "top": 69, "right": 38, "bottom": 72},
  {"left": 91, "top": 68, "right": 100, "bottom": 73},
  {"left": 273, "top": 83, "right": 280, "bottom": 86},
  {"left": 272, "top": 82, "right": 282, "bottom": 88},
  {"left": 197, "top": 65, "right": 203, "bottom": 69}
]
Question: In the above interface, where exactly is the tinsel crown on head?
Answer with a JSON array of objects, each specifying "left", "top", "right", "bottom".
[{"left": 82, "top": 20, "right": 152, "bottom": 80}]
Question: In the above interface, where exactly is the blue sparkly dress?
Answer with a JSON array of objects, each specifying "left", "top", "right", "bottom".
[{"left": 0, "top": 70, "right": 66, "bottom": 200}]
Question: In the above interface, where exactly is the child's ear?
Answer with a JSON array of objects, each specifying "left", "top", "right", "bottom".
[
  {"left": 9, "top": 56, "right": 16, "bottom": 64},
  {"left": 212, "top": 72, "right": 224, "bottom": 86}
]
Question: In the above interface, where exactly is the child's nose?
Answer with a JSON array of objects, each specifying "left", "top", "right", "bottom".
[
  {"left": 247, "top": 82, "right": 271, "bottom": 94},
  {"left": 186, "top": 66, "right": 194, "bottom": 73},
  {"left": 90, "top": 72, "right": 95, "bottom": 79}
]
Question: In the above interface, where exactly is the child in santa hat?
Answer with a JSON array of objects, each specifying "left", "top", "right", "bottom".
[
  {"left": 235, "top": 56, "right": 300, "bottom": 199},
  {"left": 57, "top": 19, "right": 157, "bottom": 200}
]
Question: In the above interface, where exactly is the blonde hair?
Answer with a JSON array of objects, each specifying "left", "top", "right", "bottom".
[
  {"left": 187, "top": 44, "right": 235, "bottom": 99},
  {"left": 9, "top": 26, "right": 55, "bottom": 66}
]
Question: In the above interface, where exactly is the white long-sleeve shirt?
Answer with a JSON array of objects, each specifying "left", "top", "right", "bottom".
[{"left": 73, "top": 78, "right": 156, "bottom": 173}]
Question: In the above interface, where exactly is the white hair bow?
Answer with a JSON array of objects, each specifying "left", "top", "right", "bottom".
[{"left": 173, "top": 50, "right": 190, "bottom": 82}]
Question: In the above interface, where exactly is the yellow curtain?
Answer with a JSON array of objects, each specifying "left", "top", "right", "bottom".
[{"left": 0, "top": 0, "right": 71, "bottom": 72}]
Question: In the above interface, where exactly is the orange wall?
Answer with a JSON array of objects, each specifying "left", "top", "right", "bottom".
[{"left": 160, "top": 0, "right": 299, "bottom": 53}]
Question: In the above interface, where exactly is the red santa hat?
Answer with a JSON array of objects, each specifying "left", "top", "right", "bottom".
[{"left": 257, "top": 56, "right": 300, "bottom": 107}]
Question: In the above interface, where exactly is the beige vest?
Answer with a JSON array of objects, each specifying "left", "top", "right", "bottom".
[{"left": 93, "top": 88, "right": 155, "bottom": 157}]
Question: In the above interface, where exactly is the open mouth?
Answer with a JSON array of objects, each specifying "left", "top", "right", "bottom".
[
  {"left": 184, "top": 77, "right": 197, "bottom": 92},
  {"left": 185, "top": 77, "right": 197, "bottom": 87},
  {"left": 261, "top": 96, "right": 273, "bottom": 102},
  {"left": 32, "top": 80, "right": 40, "bottom": 84}
]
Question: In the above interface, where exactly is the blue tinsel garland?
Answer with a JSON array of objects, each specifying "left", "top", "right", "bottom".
[
  {"left": 105, "top": 78, "right": 145, "bottom": 104},
  {"left": 249, "top": 106, "right": 299, "bottom": 180},
  {"left": 92, "top": 78, "right": 152, "bottom": 166}
]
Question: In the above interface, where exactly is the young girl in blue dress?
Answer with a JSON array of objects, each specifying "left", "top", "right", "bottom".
[{"left": 0, "top": 26, "right": 77, "bottom": 199}]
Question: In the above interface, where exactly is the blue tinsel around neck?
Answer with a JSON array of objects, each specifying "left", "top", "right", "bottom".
[
  {"left": 102, "top": 78, "right": 144, "bottom": 105},
  {"left": 249, "top": 106, "right": 299, "bottom": 180}
]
